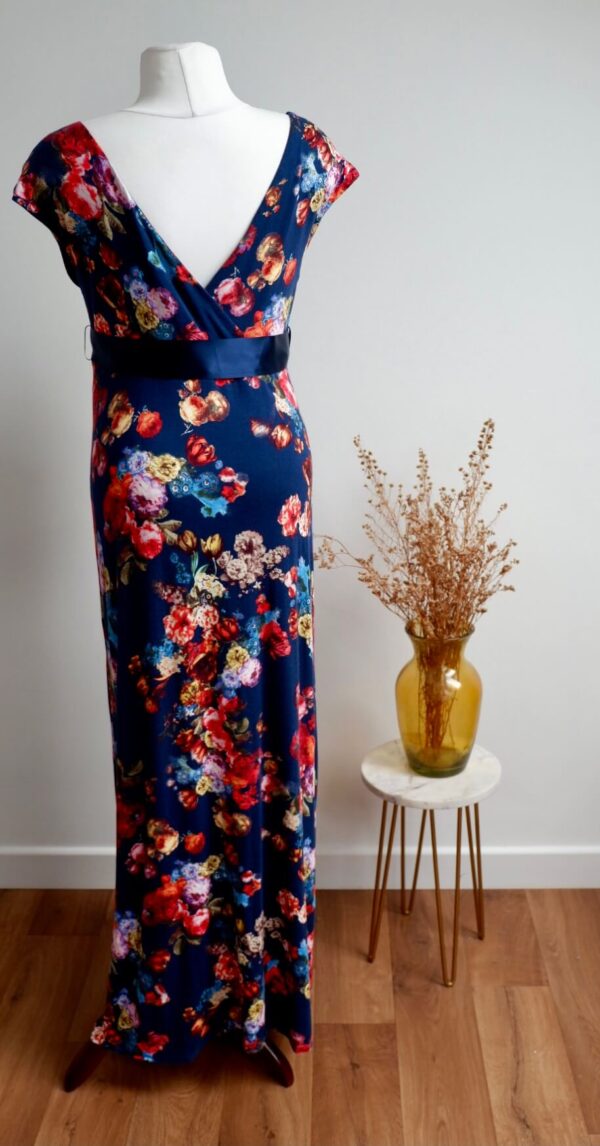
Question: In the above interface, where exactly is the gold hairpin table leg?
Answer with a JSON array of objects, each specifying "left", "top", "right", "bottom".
[
  {"left": 368, "top": 800, "right": 486, "bottom": 980},
  {"left": 430, "top": 807, "right": 463, "bottom": 987},
  {"left": 368, "top": 799, "right": 398, "bottom": 962},
  {"left": 465, "top": 803, "right": 485, "bottom": 939},
  {"left": 400, "top": 807, "right": 427, "bottom": 916}
]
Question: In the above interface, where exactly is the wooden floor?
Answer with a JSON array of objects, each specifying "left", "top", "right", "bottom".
[{"left": 0, "top": 888, "right": 599, "bottom": 1146}]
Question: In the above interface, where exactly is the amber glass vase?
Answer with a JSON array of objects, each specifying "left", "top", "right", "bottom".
[{"left": 395, "top": 622, "right": 482, "bottom": 777}]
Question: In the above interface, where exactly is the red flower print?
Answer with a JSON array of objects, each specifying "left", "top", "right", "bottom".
[
  {"left": 214, "top": 276, "right": 255, "bottom": 317},
  {"left": 186, "top": 435, "right": 217, "bottom": 465},
  {"left": 107, "top": 391, "right": 135, "bottom": 438},
  {"left": 260, "top": 619, "right": 291, "bottom": 659},
  {"left": 142, "top": 876, "right": 185, "bottom": 926},
  {"left": 136, "top": 1032, "right": 170, "bottom": 1057},
  {"left": 182, "top": 908, "right": 210, "bottom": 938},
  {"left": 278, "top": 493, "right": 302, "bottom": 536},
  {"left": 285, "top": 567, "right": 299, "bottom": 598},
  {"left": 203, "top": 708, "right": 234, "bottom": 752},
  {"left": 296, "top": 199, "right": 311, "bottom": 227},
  {"left": 125, "top": 840, "right": 147, "bottom": 875},
  {"left": 270, "top": 424, "right": 292, "bottom": 449},
  {"left": 302, "top": 122, "right": 334, "bottom": 168},
  {"left": 291, "top": 723, "right": 316, "bottom": 768},
  {"left": 265, "top": 964, "right": 292, "bottom": 994},
  {"left": 103, "top": 468, "right": 135, "bottom": 541},
  {"left": 179, "top": 321, "right": 210, "bottom": 340},
  {"left": 288, "top": 607, "right": 299, "bottom": 638},
  {"left": 213, "top": 949, "right": 243, "bottom": 983},
  {"left": 217, "top": 616, "right": 240, "bottom": 640},
  {"left": 291, "top": 724, "right": 316, "bottom": 801},
  {"left": 220, "top": 472, "right": 248, "bottom": 503},
  {"left": 171, "top": 264, "right": 196, "bottom": 284},
  {"left": 11, "top": 169, "right": 45, "bottom": 216},
  {"left": 178, "top": 393, "right": 209, "bottom": 426},
  {"left": 96, "top": 274, "right": 128, "bottom": 314},
  {"left": 219, "top": 466, "right": 243, "bottom": 484},
  {"left": 99, "top": 242, "right": 122, "bottom": 270},
  {"left": 116, "top": 795, "right": 146, "bottom": 842},
  {"left": 189, "top": 649, "right": 218, "bottom": 686},
  {"left": 93, "top": 314, "right": 111, "bottom": 337},
  {"left": 145, "top": 983, "right": 170, "bottom": 1006},
  {"left": 163, "top": 605, "right": 198, "bottom": 645},
  {"left": 227, "top": 752, "right": 260, "bottom": 791},
  {"left": 131, "top": 520, "right": 164, "bottom": 560},
  {"left": 60, "top": 168, "right": 103, "bottom": 221},
  {"left": 278, "top": 371, "right": 299, "bottom": 411},
  {"left": 91, "top": 438, "right": 107, "bottom": 478},
  {"left": 189, "top": 1015, "right": 211, "bottom": 1038},
  {"left": 136, "top": 409, "right": 163, "bottom": 438},
  {"left": 241, "top": 871, "right": 261, "bottom": 897},
  {"left": 147, "top": 949, "right": 172, "bottom": 973},
  {"left": 233, "top": 789, "right": 259, "bottom": 811},
  {"left": 184, "top": 832, "right": 206, "bottom": 855},
  {"left": 283, "top": 256, "right": 297, "bottom": 285},
  {"left": 277, "top": 888, "right": 301, "bottom": 919}
]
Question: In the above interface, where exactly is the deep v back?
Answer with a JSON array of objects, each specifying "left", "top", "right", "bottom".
[
  {"left": 75, "top": 111, "right": 296, "bottom": 297},
  {"left": 12, "top": 109, "right": 360, "bottom": 341}
]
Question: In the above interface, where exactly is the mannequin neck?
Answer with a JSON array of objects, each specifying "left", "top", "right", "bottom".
[{"left": 123, "top": 42, "right": 243, "bottom": 119}]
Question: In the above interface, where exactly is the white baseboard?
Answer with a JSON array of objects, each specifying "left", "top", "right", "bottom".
[
  {"left": 319, "top": 845, "right": 600, "bottom": 889},
  {"left": 0, "top": 845, "right": 598, "bottom": 889}
]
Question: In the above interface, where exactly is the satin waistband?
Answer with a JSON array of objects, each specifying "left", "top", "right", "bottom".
[{"left": 87, "top": 325, "right": 292, "bottom": 380}]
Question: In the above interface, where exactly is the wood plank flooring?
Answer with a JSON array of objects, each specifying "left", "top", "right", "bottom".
[{"left": 0, "top": 887, "right": 598, "bottom": 1146}]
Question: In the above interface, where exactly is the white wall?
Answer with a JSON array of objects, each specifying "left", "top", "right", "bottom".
[{"left": 1, "top": 0, "right": 599, "bottom": 889}]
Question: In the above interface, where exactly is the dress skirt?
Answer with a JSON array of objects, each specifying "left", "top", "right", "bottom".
[{"left": 88, "top": 355, "right": 317, "bottom": 1064}]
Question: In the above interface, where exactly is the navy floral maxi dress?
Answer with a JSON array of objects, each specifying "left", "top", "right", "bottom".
[{"left": 11, "top": 110, "right": 360, "bottom": 1066}]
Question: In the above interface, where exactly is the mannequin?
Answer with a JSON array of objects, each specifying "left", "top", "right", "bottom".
[
  {"left": 80, "top": 42, "right": 292, "bottom": 291},
  {"left": 11, "top": 14, "right": 364, "bottom": 1088}
]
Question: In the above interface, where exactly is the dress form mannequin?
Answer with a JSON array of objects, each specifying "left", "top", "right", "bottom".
[
  {"left": 80, "top": 42, "right": 292, "bottom": 291},
  {"left": 12, "top": 26, "right": 362, "bottom": 1093}
]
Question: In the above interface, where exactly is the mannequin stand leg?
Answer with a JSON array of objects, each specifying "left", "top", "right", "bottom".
[
  {"left": 260, "top": 1034, "right": 295, "bottom": 1087},
  {"left": 63, "top": 1041, "right": 106, "bottom": 1092}
]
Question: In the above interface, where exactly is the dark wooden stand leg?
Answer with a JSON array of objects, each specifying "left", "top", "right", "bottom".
[
  {"left": 260, "top": 1034, "right": 295, "bottom": 1087},
  {"left": 63, "top": 1041, "right": 106, "bottom": 1092}
]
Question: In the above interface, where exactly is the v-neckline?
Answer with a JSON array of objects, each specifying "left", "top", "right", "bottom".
[{"left": 75, "top": 110, "right": 296, "bottom": 298}]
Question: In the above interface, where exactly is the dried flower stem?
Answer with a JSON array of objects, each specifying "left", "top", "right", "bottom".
[{"left": 315, "top": 418, "right": 519, "bottom": 641}]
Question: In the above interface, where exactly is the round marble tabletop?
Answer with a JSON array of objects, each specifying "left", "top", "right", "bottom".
[{"left": 360, "top": 738, "right": 501, "bottom": 810}]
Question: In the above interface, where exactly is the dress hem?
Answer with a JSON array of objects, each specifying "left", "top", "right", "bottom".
[{"left": 89, "top": 1020, "right": 312, "bottom": 1067}]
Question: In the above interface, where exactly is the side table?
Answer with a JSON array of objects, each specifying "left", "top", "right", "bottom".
[{"left": 360, "top": 739, "right": 502, "bottom": 987}]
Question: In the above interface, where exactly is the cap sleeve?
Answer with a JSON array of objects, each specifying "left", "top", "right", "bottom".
[
  {"left": 300, "top": 120, "right": 360, "bottom": 249},
  {"left": 11, "top": 133, "right": 79, "bottom": 285}
]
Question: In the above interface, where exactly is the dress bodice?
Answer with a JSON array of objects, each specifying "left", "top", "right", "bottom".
[{"left": 12, "top": 110, "right": 360, "bottom": 343}]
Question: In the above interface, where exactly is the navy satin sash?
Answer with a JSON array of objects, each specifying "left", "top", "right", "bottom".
[{"left": 88, "top": 325, "right": 292, "bottom": 380}]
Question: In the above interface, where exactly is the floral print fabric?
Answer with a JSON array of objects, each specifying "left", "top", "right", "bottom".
[{"left": 12, "top": 110, "right": 359, "bottom": 1065}]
